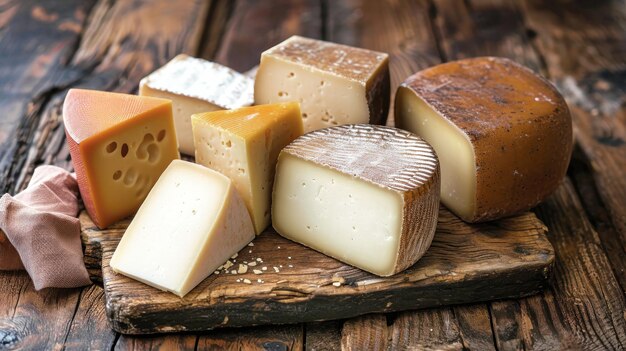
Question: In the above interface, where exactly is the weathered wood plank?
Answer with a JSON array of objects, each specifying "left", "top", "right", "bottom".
[
  {"left": 0, "top": 0, "right": 96, "bottom": 193},
  {"left": 431, "top": 0, "right": 626, "bottom": 349},
  {"left": 62, "top": 285, "right": 117, "bottom": 351},
  {"left": 326, "top": 0, "right": 440, "bottom": 125},
  {"left": 214, "top": 0, "right": 322, "bottom": 72},
  {"left": 197, "top": 324, "right": 304, "bottom": 351},
  {"left": 453, "top": 304, "right": 496, "bottom": 350},
  {"left": 341, "top": 315, "right": 389, "bottom": 351},
  {"left": 0, "top": 2, "right": 98, "bottom": 350},
  {"left": 522, "top": 0, "right": 626, "bottom": 294},
  {"left": 81, "top": 207, "right": 552, "bottom": 334},
  {"left": 389, "top": 308, "right": 463, "bottom": 350},
  {"left": 304, "top": 321, "right": 342, "bottom": 351},
  {"left": 0, "top": 0, "right": 214, "bottom": 349}
]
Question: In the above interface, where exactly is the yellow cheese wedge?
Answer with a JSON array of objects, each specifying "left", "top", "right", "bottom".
[
  {"left": 63, "top": 89, "right": 179, "bottom": 229},
  {"left": 110, "top": 160, "right": 255, "bottom": 297},
  {"left": 140, "top": 55, "right": 254, "bottom": 155},
  {"left": 192, "top": 102, "right": 304, "bottom": 234},
  {"left": 255, "top": 36, "right": 390, "bottom": 133},
  {"left": 395, "top": 57, "right": 573, "bottom": 222},
  {"left": 272, "top": 125, "right": 440, "bottom": 276}
]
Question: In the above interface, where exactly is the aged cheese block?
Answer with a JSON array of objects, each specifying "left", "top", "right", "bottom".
[
  {"left": 255, "top": 36, "right": 390, "bottom": 133},
  {"left": 63, "top": 89, "right": 179, "bottom": 229},
  {"left": 140, "top": 54, "right": 254, "bottom": 155},
  {"left": 395, "top": 57, "right": 573, "bottom": 222},
  {"left": 110, "top": 160, "right": 255, "bottom": 297},
  {"left": 272, "top": 125, "right": 440, "bottom": 276},
  {"left": 192, "top": 102, "right": 303, "bottom": 234}
]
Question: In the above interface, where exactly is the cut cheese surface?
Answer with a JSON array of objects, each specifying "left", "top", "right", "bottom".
[
  {"left": 272, "top": 125, "right": 440, "bottom": 276},
  {"left": 140, "top": 54, "right": 254, "bottom": 155},
  {"left": 110, "top": 160, "right": 254, "bottom": 297},
  {"left": 192, "top": 102, "right": 303, "bottom": 234},
  {"left": 395, "top": 57, "right": 573, "bottom": 222},
  {"left": 255, "top": 36, "right": 390, "bottom": 133},
  {"left": 63, "top": 89, "right": 179, "bottom": 229}
]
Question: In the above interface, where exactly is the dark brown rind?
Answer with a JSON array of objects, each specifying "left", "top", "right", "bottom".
[
  {"left": 366, "top": 59, "right": 391, "bottom": 126},
  {"left": 397, "top": 57, "right": 573, "bottom": 222},
  {"left": 279, "top": 124, "right": 440, "bottom": 275}
]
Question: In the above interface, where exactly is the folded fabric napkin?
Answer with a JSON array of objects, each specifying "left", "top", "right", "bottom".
[{"left": 0, "top": 165, "right": 91, "bottom": 289}]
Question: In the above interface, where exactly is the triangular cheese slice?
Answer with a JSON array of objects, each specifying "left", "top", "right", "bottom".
[
  {"left": 63, "top": 89, "right": 179, "bottom": 228},
  {"left": 110, "top": 160, "right": 255, "bottom": 297}
]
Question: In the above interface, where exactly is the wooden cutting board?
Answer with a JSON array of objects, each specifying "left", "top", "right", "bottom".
[{"left": 81, "top": 207, "right": 554, "bottom": 335}]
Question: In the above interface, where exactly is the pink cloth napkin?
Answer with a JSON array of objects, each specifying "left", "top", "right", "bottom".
[{"left": 0, "top": 165, "right": 91, "bottom": 289}]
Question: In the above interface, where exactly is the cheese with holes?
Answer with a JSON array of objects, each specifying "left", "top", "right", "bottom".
[
  {"left": 254, "top": 36, "right": 390, "bottom": 133},
  {"left": 395, "top": 57, "right": 573, "bottom": 222},
  {"left": 110, "top": 160, "right": 254, "bottom": 297},
  {"left": 140, "top": 54, "right": 254, "bottom": 155},
  {"left": 192, "top": 102, "right": 303, "bottom": 234},
  {"left": 272, "top": 125, "right": 440, "bottom": 276},
  {"left": 63, "top": 89, "right": 179, "bottom": 229}
]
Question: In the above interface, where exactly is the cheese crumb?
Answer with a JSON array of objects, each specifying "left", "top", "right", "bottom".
[
  {"left": 223, "top": 260, "right": 234, "bottom": 270},
  {"left": 288, "top": 256, "right": 292, "bottom": 260},
  {"left": 248, "top": 242, "right": 254, "bottom": 247},
  {"left": 214, "top": 271, "right": 219, "bottom": 275},
  {"left": 253, "top": 269, "right": 263, "bottom": 274},
  {"left": 273, "top": 267, "right": 280, "bottom": 273},
  {"left": 262, "top": 267, "right": 267, "bottom": 271},
  {"left": 256, "top": 258, "right": 263, "bottom": 262},
  {"left": 231, "top": 253, "right": 238, "bottom": 259},
  {"left": 230, "top": 270, "right": 237, "bottom": 275},
  {"left": 238, "top": 264, "right": 248, "bottom": 274},
  {"left": 288, "top": 264, "right": 293, "bottom": 268},
  {"left": 248, "top": 261, "right": 257, "bottom": 267},
  {"left": 243, "top": 279, "right": 251, "bottom": 284},
  {"left": 332, "top": 282, "right": 341, "bottom": 287}
]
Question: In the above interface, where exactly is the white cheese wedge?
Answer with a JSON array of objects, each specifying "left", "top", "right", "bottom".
[
  {"left": 139, "top": 55, "right": 254, "bottom": 155},
  {"left": 272, "top": 125, "right": 440, "bottom": 276},
  {"left": 255, "top": 36, "right": 390, "bottom": 133},
  {"left": 110, "top": 160, "right": 254, "bottom": 297}
]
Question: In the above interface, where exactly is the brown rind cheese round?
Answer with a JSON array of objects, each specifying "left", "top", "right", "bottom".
[
  {"left": 395, "top": 57, "right": 572, "bottom": 222},
  {"left": 272, "top": 124, "right": 440, "bottom": 276}
]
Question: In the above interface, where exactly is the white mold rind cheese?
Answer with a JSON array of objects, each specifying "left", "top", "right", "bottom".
[
  {"left": 140, "top": 55, "right": 254, "bottom": 155},
  {"left": 272, "top": 124, "right": 440, "bottom": 276}
]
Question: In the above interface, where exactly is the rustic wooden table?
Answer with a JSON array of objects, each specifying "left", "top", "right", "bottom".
[{"left": 1, "top": 0, "right": 625, "bottom": 350}]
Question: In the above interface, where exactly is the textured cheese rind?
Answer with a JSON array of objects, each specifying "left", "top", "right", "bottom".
[
  {"left": 273, "top": 124, "right": 440, "bottom": 276},
  {"left": 63, "top": 89, "right": 179, "bottom": 229},
  {"left": 140, "top": 54, "right": 254, "bottom": 155},
  {"left": 191, "top": 102, "right": 304, "bottom": 234},
  {"left": 396, "top": 57, "right": 573, "bottom": 222},
  {"left": 110, "top": 160, "right": 254, "bottom": 297},
  {"left": 255, "top": 36, "right": 390, "bottom": 132}
]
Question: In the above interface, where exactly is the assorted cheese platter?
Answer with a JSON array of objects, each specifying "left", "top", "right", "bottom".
[{"left": 64, "top": 35, "right": 572, "bottom": 334}]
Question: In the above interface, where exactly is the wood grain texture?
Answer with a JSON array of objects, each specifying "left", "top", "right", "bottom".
[
  {"left": 326, "top": 0, "right": 441, "bottom": 126},
  {"left": 81, "top": 207, "right": 552, "bottom": 334},
  {"left": 0, "top": 1, "right": 214, "bottom": 349},
  {"left": 304, "top": 321, "right": 342, "bottom": 351},
  {"left": 522, "top": 0, "right": 626, "bottom": 295},
  {"left": 215, "top": 0, "right": 322, "bottom": 72},
  {"left": 341, "top": 315, "right": 388, "bottom": 351},
  {"left": 432, "top": 0, "right": 626, "bottom": 349},
  {"left": 389, "top": 308, "right": 463, "bottom": 350}
]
